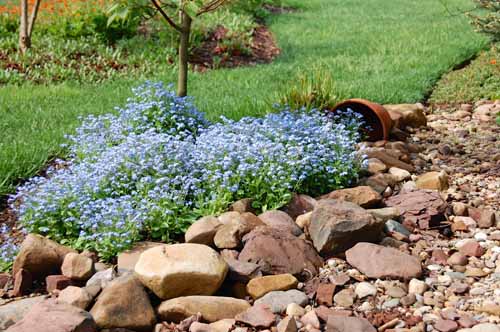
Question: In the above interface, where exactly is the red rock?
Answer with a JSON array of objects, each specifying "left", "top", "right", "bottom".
[
  {"left": 239, "top": 227, "right": 323, "bottom": 279},
  {"left": 5, "top": 299, "right": 97, "bottom": 332},
  {"left": 431, "top": 249, "right": 448, "bottom": 265},
  {"left": 457, "top": 315, "right": 475, "bottom": 328},
  {"left": 46, "top": 275, "right": 73, "bottom": 293},
  {"left": 346, "top": 242, "right": 422, "bottom": 280},
  {"left": 384, "top": 190, "right": 447, "bottom": 229},
  {"left": 309, "top": 199, "right": 384, "bottom": 255},
  {"left": 281, "top": 194, "right": 317, "bottom": 220},
  {"left": 316, "top": 284, "right": 335, "bottom": 306},
  {"left": 314, "top": 306, "right": 351, "bottom": 322},
  {"left": 9, "top": 269, "right": 32, "bottom": 297},
  {"left": 468, "top": 208, "right": 495, "bottom": 228},
  {"left": 434, "top": 319, "right": 458, "bottom": 332},
  {"left": 458, "top": 240, "right": 485, "bottom": 257},
  {"left": 326, "top": 316, "right": 376, "bottom": 332},
  {"left": 258, "top": 210, "right": 302, "bottom": 236},
  {"left": 235, "top": 304, "right": 275, "bottom": 328}
]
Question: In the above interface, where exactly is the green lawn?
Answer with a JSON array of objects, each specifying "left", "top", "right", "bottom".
[{"left": 0, "top": 0, "right": 489, "bottom": 196}]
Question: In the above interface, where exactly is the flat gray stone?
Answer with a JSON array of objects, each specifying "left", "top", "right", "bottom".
[{"left": 254, "top": 290, "right": 308, "bottom": 313}]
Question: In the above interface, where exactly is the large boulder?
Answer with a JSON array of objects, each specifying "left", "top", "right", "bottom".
[
  {"left": 346, "top": 242, "right": 422, "bottom": 280},
  {"left": 157, "top": 296, "right": 250, "bottom": 323},
  {"left": 258, "top": 210, "right": 302, "bottom": 236},
  {"left": 309, "top": 199, "right": 384, "bottom": 255},
  {"left": 384, "top": 103, "right": 427, "bottom": 129},
  {"left": 238, "top": 227, "right": 323, "bottom": 279},
  {"left": 12, "top": 234, "right": 76, "bottom": 279},
  {"left": 319, "top": 186, "right": 381, "bottom": 208},
  {"left": 117, "top": 242, "right": 163, "bottom": 272},
  {"left": 0, "top": 296, "right": 46, "bottom": 330},
  {"left": 90, "top": 274, "right": 156, "bottom": 332},
  {"left": 384, "top": 189, "right": 447, "bottom": 229},
  {"left": 6, "top": 300, "right": 96, "bottom": 332},
  {"left": 134, "top": 243, "right": 228, "bottom": 300}
]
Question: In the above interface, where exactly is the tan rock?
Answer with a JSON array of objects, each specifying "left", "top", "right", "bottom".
[
  {"left": 366, "top": 158, "right": 387, "bottom": 174},
  {"left": 415, "top": 171, "right": 449, "bottom": 191},
  {"left": 319, "top": 186, "right": 381, "bottom": 208},
  {"left": 258, "top": 210, "right": 302, "bottom": 236},
  {"left": 134, "top": 243, "right": 228, "bottom": 300},
  {"left": 61, "top": 253, "right": 94, "bottom": 281},
  {"left": 157, "top": 296, "right": 250, "bottom": 323},
  {"left": 384, "top": 103, "right": 427, "bottom": 128},
  {"left": 214, "top": 213, "right": 265, "bottom": 249},
  {"left": 117, "top": 242, "right": 163, "bottom": 272},
  {"left": 57, "top": 286, "right": 93, "bottom": 310},
  {"left": 185, "top": 217, "right": 222, "bottom": 246},
  {"left": 90, "top": 274, "right": 156, "bottom": 332},
  {"left": 295, "top": 212, "right": 312, "bottom": 229},
  {"left": 247, "top": 274, "right": 298, "bottom": 299}
]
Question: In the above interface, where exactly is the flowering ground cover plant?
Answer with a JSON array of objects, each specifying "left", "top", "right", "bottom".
[{"left": 2, "top": 82, "right": 364, "bottom": 264}]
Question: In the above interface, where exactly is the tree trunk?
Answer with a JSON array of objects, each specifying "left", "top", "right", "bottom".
[
  {"left": 177, "top": 10, "right": 192, "bottom": 97},
  {"left": 19, "top": 0, "right": 30, "bottom": 53}
]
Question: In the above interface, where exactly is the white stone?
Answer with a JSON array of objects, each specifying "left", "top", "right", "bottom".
[
  {"left": 408, "top": 279, "right": 428, "bottom": 295},
  {"left": 355, "top": 282, "right": 377, "bottom": 299},
  {"left": 286, "top": 303, "right": 305, "bottom": 317}
]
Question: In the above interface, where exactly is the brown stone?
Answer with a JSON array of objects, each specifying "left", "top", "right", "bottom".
[
  {"left": 185, "top": 217, "right": 222, "bottom": 246},
  {"left": 416, "top": 171, "right": 449, "bottom": 191},
  {"left": 12, "top": 234, "right": 76, "bottom": 280},
  {"left": 57, "top": 286, "right": 93, "bottom": 310},
  {"left": 157, "top": 296, "right": 251, "bottom": 323},
  {"left": 61, "top": 253, "right": 94, "bottom": 281},
  {"left": 6, "top": 299, "right": 97, "bottom": 332},
  {"left": 239, "top": 227, "right": 323, "bottom": 279},
  {"left": 246, "top": 274, "right": 298, "bottom": 299},
  {"left": 277, "top": 316, "right": 297, "bottom": 332},
  {"left": 346, "top": 242, "right": 422, "bottom": 280},
  {"left": 333, "top": 289, "right": 354, "bottom": 307},
  {"left": 117, "top": 242, "right": 163, "bottom": 272},
  {"left": 300, "top": 310, "right": 320, "bottom": 329},
  {"left": 90, "top": 274, "right": 156, "bottom": 332},
  {"left": 214, "top": 213, "right": 265, "bottom": 249},
  {"left": 316, "top": 283, "right": 335, "bottom": 306},
  {"left": 258, "top": 210, "right": 302, "bottom": 236},
  {"left": 46, "top": 275, "right": 74, "bottom": 293},
  {"left": 447, "top": 252, "right": 468, "bottom": 266},
  {"left": 384, "top": 189, "right": 447, "bottom": 229},
  {"left": 468, "top": 208, "right": 495, "bottom": 228},
  {"left": 431, "top": 249, "right": 449, "bottom": 265},
  {"left": 326, "top": 316, "right": 376, "bottom": 332},
  {"left": 9, "top": 269, "right": 32, "bottom": 297},
  {"left": 230, "top": 199, "right": 256, "bottom": 214},
  {"left": 384, "top": 103, "right": 427, "bottom": 128},
  {"left": 0, "top": 273, "right": 10, "bottom": 289},
  {"left": 458, "top": 240, "right": 484, "bottom": 257},
  {"left": 309, "top": 199, "right": 384, "bottom": 255},
  {"left": 235, "top": 304, "right": 275, "bottom": 328},
  {"left": 362, "top": 148, "right": 415, "bottom": 172},
  {"left": 319, "top": 186, "right": 382, "bottom": 208},
  {"left": 220, "top": 251, "right": 261, "bottom": 282},
  {"left": 434, "top": 319, "right": 458, "bottom": 332}
]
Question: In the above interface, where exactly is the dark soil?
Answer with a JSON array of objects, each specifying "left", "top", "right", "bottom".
[{"left": 189, "top": 25, "right": 280, "bottom": 72}]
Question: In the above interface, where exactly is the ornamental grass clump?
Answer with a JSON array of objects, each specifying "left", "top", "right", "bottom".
[{"left": 8, "top": 82, "right": 364, "bottom": 261}]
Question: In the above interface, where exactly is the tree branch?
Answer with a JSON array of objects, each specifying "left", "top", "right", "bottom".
[
  {"left": 27, "top": 0, "right": 41, "bottom": 37},
  {"left": 196, "top": 0, "right": 227, "bottom": 16},
  {"left": 150, "top": 0, "right": 182, "bottom": 31}
]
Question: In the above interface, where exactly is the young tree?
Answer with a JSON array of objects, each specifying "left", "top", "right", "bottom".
[
  {"left": 19, "top": 0, "right": 42, "bottom": 53},
  {"left": 108, "top": 0, "right": 228, "bottom": 96}
]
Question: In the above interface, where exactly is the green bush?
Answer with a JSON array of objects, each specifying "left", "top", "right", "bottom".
[{"left": 469, "top": 0, "right": 500, "bottom": 41}]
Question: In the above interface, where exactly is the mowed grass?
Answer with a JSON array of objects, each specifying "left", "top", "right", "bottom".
[{"left": 0, "top": 0, "right": 489, "bottom": 196}]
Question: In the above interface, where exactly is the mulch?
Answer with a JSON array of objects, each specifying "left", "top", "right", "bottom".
[{"left": 189, "top": 25, "right": 281, "bottom": 72}]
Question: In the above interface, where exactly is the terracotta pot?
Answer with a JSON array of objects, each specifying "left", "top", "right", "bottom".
[{"left": 330, "top": 98, "right": 392, "bottom": 141}]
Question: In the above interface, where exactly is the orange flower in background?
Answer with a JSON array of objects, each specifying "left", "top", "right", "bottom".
[{"left": 491, "top": 59, "right": 497, "bottom": 65}]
